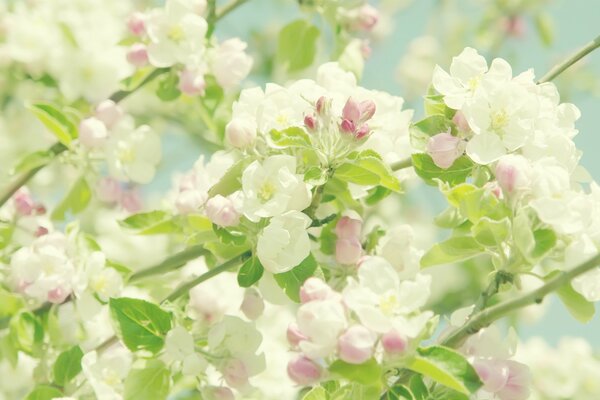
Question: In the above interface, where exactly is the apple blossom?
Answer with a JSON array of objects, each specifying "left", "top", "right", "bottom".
[
  {"left": 300, "top": 277, "right": 338, "bottom": 303},
  {"left": 127, "top": 12, "right": 146, "bottom": 36},
  {"left": 81, "top": 348, "right": 132, "bottom": 400},
  {"left": 381, "top": 330, "right": 408, "bottom": 354},
  {"left": 337, "top": 325, "right": 377, "bottom": 364},
  {"left": 241, "top": 288, "right": 265, "bottom": 320},
  {"left": 205, "top": 195, "right": 240, "bottom": 227},
  {"left": 209, "top": 38, "right": 253, "bottom": 90},
  {"left": 79, "top": 117, "right": 108, "bottom": 149},
  {"left": 427, "top": 130, "right": 465, "bottom": 168},
  {"left": 126, "top": 43, "right": 149, "bottom": 67},
  {"left": 287, "top": 356, "right": 322, "bottom": 385},
  {"left": 179, "top": 67, "right": 206, "bottom": 96},
  {"left": 225, "top": 118, "right": 257, "bottom": 148}
]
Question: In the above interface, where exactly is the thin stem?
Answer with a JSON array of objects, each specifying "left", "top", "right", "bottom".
[
  {"left": 390, "top": 157, "right": 413, "bottom": 171},
  {"left": 472, "top": 270, "right": 514, "bottom": 313},
  {"left": 205, "top": 0, "right": 217, "bottom": 38},
  {"left": 129, "top": 245, "right": 207, "bottom": 283},
  {"left": 216, "top": 0, "right": 250, "bottom": 21},
  {"left": 109, "top": 68, "right": 169, "bottom": 103},
  {"left": 160, "top": 251, "right": 250, "bottom": 304},
  {"left": 538, "top": 34, "right": 600, "bottom": 83},
  {"left": 442, "top": 252, "right": 600, "bottom": 348}
]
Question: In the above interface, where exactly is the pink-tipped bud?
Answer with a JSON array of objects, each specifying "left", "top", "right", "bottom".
[
  {"left": 335, "top": 237, "right": 362, "bottom": 265},
  {"left": 34, "top": 226, "right": 49, "bottom": 237},
  {"left": 381, "top": 330, "right": 407, "bottom": 354},
  {"left": 127, "top": 12, "right": 146, "bottom": 36},
  {"left": 474, "top": 359, "right": 510, "bottom": 394},
  {"left": 13, "top": 189, "right": 34, "bottom": 216},
  {"left": 485, "top": 181, "right": 503, "bottom": 199},
  {"left": 240, "top": 288, "right": 264, "bottom": 320},
  {"left": 503, "top": 16, "right": 526, "bottom": 38},
  {"left": 95, "top": 100, "right": 123, "bottom": 129},
  {"left": 96, "top": 177, "right": 121, "bottom": 203},
  {"left": 304, "top": 115, "right": 317, "bottom": 131},
  {"left": 335, "top": 216, "right": 362, "bottom": 239},
  {"left": 203, "top": 386, "right": 235, "bottom": 400},
  {"left": 126, "top": 43, "right": 149, "bottom": 68},
  {"left": 340, "top": 119, "right": 355, "bottom": 134},
  {"left": 287, "top": 322, "right": 308, "bottom": 347},
  {"left": 287, "top": 356, "right": 322, "bottom": 385},
  {"left": 120, "top": 189, "right": 143, "bottom": 213},
  {"left": 355, "top": 124, "right": 370, "bottom": 139},
  {"left": 452, "top": 111, "right": 470, "bottom": 132},
  {"left": 497, "top": 361, "right": 531, "bottom": 400},
  {"left": 47, "top": 286, "right": 69, "bottom": 304},
  {"left": 316, "top": 96, "right": 326, "bottom": 115},
  {"left": 337, "top": 325, "right": 376, "bottom": 364},
  {"left": 358, "top": 100, "right": 376, "bottom": 122},
  {"left": 179, "top": 68, "right": 206, "bottom": 96},
  {"left": 79, "top": 117, "right": 108, "bottom": 149},
  {"left": 494, "top": 154, "right": 532, "bottom": 195},
  {"left": 355, "top": 4, "right": 379, "bottom": 32},
  {"left": 360, "top": 40, "right": 372, "bottom": 58},
  {"left": 223, "top": 358, "right": 248, "bottom": 389},
  {"left": 225, "top": 118, "right": 257, "bottom": 149},
  {"left": 300, "top": 277, "right": 335, "bottom": 304},
  {"left": 426, "top": 131, "right": 463, "bottom": 169},
  {"left": 205, "top": 195, "right": 240, "bottom": 227},
  {"left": 342, "top": 97, "right": 361, "bottom": 123}
]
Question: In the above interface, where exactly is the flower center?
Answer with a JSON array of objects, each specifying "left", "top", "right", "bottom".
[
  {"left": 117, "top": 144, "right": 136, "bottom": 163},
  {"left": 467, "top": 76, "right": 481, "bottom": 92},
  {"left": 491, "top": 109, "right": 509, "bottom": 132},
  {"left": 275, "top": 114, "right": 289, "bottom": 126},
  {"left": 379, "top": 293, "right": 398, "bottom": 316},
  {"left": 258, "top": 182, "right": 276, "bottom": 202},
  {"left": 168, "top": 24, "right": 185, "bottom": 43}
]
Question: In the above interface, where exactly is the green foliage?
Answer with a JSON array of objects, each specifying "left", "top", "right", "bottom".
[
  {"left": 408, "top": 375, "right": 429, "bottom": 400},
  {"left": 302, "top": 386, "right": 328, "bottom": 400},
  {"left": 421, "top": 237, "right": 483, "bottom": 268},
  {"left": 328, "top": 358, "right": 382, "bottom": 387},
  {"left": 384, "top": 385, "right": 415, "bottom": 400},
  {"left": 9, "top": 312, "right": 44, "bottom": 355},
  {"left": 156, "top": 72, "right": 181, "bottom": 101},
  {"left": 408, "top": 346, "right": 482, "bottom": 395},
  {"left": 335, "top": 151, "right": 401, "bottom": 192},
  {"left": 412, "top": 154, "right": 473, "bottom": 186},
  {"left": 274, "top": 253, "right": 318, "bottom": 302},
  {"left": 213, "top": 224, "right": 246, "bottom": 245},
  {"left": 53, "top": 345, "right": 83, "bottom": 386},
  {"left": 25, "top": 385, "right": 64, "bottom": 400},
  {"left": 545, "top": 271, "right": 595, "bottom": 323},
  {"left": 0, "top": 221, "right": 14, "bottom": 250},
  {"left": 471, "top": 217, "right": 510, "bottom": 247},
  {"left": 51, "top": 176, "right": 92, "bottom": 221},
  {"left": 28, "top": 103, "right": 78, "bottom": 146},
  {"left": 0, "top": 288, "right": 23, "bottom": 318},
  {"left": 124, "top": 359, "right": 171, "bottom": 400},
  {"left": 270, "top": 127, "right": 311, "bottom": 148},
  {"left": 12, "top": 149, "right": 55, "bottom": 174},
  {"left": 277, "top": 19, "right": 320, "bottom": 72},
  {"left": 410, "top": 114, "right": 452, "bottom": 151},
  {"left": 534, "top": 12, "right": 554, "bottom": 47},
  {"left": 208, "top": 157, "right": 256, "bottom": 198},
  {"left": 109, "top": 298, "right": 172, "bottom": 354},
  {"left": 237, "top": 256, "right": 264, "bottom": 287}
]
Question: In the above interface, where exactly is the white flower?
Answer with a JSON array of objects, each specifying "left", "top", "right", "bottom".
[
  {"left": 342, "top": 256, "right": 431, "bottom": 334},
  {"left": 296, "top": 299, "right": 348, "bottom": 359},
  {"left": 105, "top": 119, "right": 161, "bottom": 184},
  {"left": 242, "top": 155, "right": 311, "bottom": 221},
  {"left": 146, "top": 0, "right": 208, "bottom": 67},
  {"left": 377, "top": 225, "right": 423, "bottom": 279},
  {"left": 81, "top": 347, "right": 132, "bottom": 400},
  {"left": 256, "top": 211, "right": 311, "bottom": 274},
  {"left": 74, "top": 252, "right": 123, "bottom": 302},
  {"left": 165, "top": 326, "right": 207, "bottom": 376},
  {"left": 209, "top": 38, "right": 253, "bottom": 90}
]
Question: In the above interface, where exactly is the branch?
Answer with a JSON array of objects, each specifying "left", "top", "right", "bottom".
[
  {"left": 441, "top": 252, "right": 600, "bottom": 348},
  {"left": 216, "top": 0, "right": 250, "bottom": 21},
  {"left": 538, "top": 34, "right": 600, "bottom": 83},
  {"left": 390, "top": 157, "right": 412, "bottom": 171},
  {"left": 128, "top": 245, "right": 208, "bottom": 283}
]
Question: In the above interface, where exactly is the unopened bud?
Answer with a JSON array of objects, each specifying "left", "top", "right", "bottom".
[
  {"left": 287, "top": 356, "right": 322, "bottom": 385},
  {"left": 120, "top": 189, "right": 143, "bottom": 213},
  {"left": 355, "top": 124, "right": 370, "bottom": 139},
  {"left": 335, "top": 215, "right": 362, "bottom": 239},
  {"left": 300, "top": 277, "right": 335, "bottom": 303},
  {"left": 494, "top": 154, "right": 532, "bottom": 195},
  {"left": 179, "top": 68, "right": 206, "bottom": 96},
  {"left": 127, "top": 12, "right": 146, "bottom": 36},
  {"left": 359, "top": 100, "right": 376, "bottom": 122},
  {"left": 337, "top": 325, "right": 376, "bottom": 364},
  {"left": 79, "top": 117, "right": 108, "bottom": 148},
  {"left": 426, "top": 131, "right": 463, "bottom": 169},
  {"left": 287, "top": 322, "right": 308, "bottom": 347},
  {"left": 13, "top": 189, "right": 34, "bottom": 216},
  {"left": 95, "top": 100, "right": 123, "bottom": 129},
  {"left": 47, "top": 286, "right": 69, "bottom": 304},
  {"left": 225, "top": 118, "right": 257, "bottom": 148},
  {"left": 205, "top": 195, "right": 240, "bottom": 227},
  {"left": 355, "top": 4, "right": 379, "bottom": 32},
  {"left": 382, "top": 330, "right": 407, "bottom": 354},
  {"left": 342, "top": 97, "right": 361, "bottom": 123},
  {"left": 240, "top": 288, "right": 264, "bottom": 320},
  {"left": 223, "top": 358, "right": 248, "bottom": 389},
  {"left": 335, "top": 237, "right": 362, "bottom": 265},
  {"left": 304, "top": 115, "right": 317, "bottom": 131},
  {"left": 127, "top": 44, "right": 149, "bottom": 67},
  {"left": 452, "top": 111, "right": 470, "bottom": 132},
  {"left": 96, "top": 177, "right": 121, "bottom": 203}
]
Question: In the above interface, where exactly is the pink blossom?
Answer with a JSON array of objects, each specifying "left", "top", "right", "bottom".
[{"left": 287, "top": 356, "right": 322, "bottom": 385}]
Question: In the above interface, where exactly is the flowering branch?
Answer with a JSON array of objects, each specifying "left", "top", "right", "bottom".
[
  {"left": 441, "top": 252, "right": 600, "bottom": 348},
  {"left": 128, "top": 245, "right": 208, "bottom": 283},
  {"left": 538, "top": 33, "right": 600, "bottom": 83}
]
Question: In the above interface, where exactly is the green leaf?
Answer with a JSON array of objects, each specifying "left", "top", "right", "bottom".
[
  {"left": 9, "top": 312, "right": 44, "bottom": 355},
  {"left": 156, "top": 73, "right": 181, "bottom": 101},
  {"left": 364, "top": 225, "right": 385, "bottom": 254},
  {"left": 119, "top": 211, "right": 182, "bottom": 235},
  {"left": 109, "top": 297, "right": 172, "bottom": 354},
  {"left": 532, "top": 228, "right": 556, "bottom": 259},
  {"left": 51, "top": 177, "right": 91, "bottom": 221},
  {"left": 384, "top": 385, "right": 415, "bottom": 400},
  {"left": 446, "top": 184, "right": 508, "bottom": 223},
  {"left": 213, "top": 225, "right": 246, "bottom": 245},
  {"left": 423, "top": 94, "right": 455, "bottom": 119},
  {"left": 208, "top": 158, "right": 255, "bottom": 198},
  {"left": 269, "top": 127, "right": 311, "bottom": 148},
  {"left": 124, "top": 359, "right": 171, "bottom": 400},
  {"left": 328, "top": 358, "right": 382, "bottom": 386},
  {"left": 412, "top": 154, "right": 473, "bottom": 186},
  {"left": 408, "top": 346, "right": 482, "bottom": 395},
  {"left": 410, "top": 115, "right": 451, "bottom": 151},
  {"left": 274, "top": 253, "right": 318, "bottom": 302},
  {"left": 28, "top": 103, "right": 77, "bottom": 146},
  {"left": 305, "top": 166, "right": 328, "bottom": 185},
  {"left": 302, "top": 386, "right": 328, "bottom": 400},
  {"left": 534, "top": 12, "right": 554, "bottom": 47},
  {"left": 277, "top": 19, "right": 320, "bottom": 72},
  {"left": 545, "top": 271, "right": 595, "bottom": 323},
  {"left": 434, "top": 207, "right": 467, "bottom": 229},
  {"left": 335, "top": 154, "right": 401, "bottom": 192},
  {"left": 471, "top": 217, "right": 510, "bottom": 247},
  {"left": 0, "top": 221, "right": 14, "bottom": 250},
  {"left": 12, "top": 150, "right": 54, "bottom": 174},
  {"left": 421, "top": 237, "right": 483, "bottom": 268},
  {"left": 408, "top": 375, "right": 429, "bottom": 400},
  {"left": 238, "top": 257, "right": 264, "bottom": 287},
  {"left": 25, "top": 385, "right": 64, "bottom": 400},
  {"left": 53, "top": 345, "right": 83, "bottom": 386},
  {"left": 0, "top": 288, "right": 23, "bottom": 318}
]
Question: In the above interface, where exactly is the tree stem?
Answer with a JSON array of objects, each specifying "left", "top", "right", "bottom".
[
  {"left": 442, "top": 252, "right": 600, "bottom": 348},
  {"left": 390, "top": 157, "right": 413, "bottom": 171},
  {"left": 128, "top": 245, "right": 207, "bottom": 283},
  {"left": 538, "top": 34, "right": 600, "bottom": 83},
  {"left": 216, "top": 0, "right": 250, "bottom": 21}
]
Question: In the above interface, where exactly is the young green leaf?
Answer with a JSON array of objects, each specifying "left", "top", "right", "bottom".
[
  {"left": 25, "top": 385, "right": 64, "bottom": 400},
  {"left": 421, "top": 237, "right": 483, "bottom": 268},
  {"left": 238, "top": 257, "right": 264, "bottom": 287},
  {"left": 9, "top": 312, "right": 44, "bottom": 355},
  {"left": 270, "top": 127, "right": 311, "bottom": 148},
  {"left": 119, "top": 211, "right": 182, "bottom": 235},
  {"left": 53, "top": 345, "right": 84, "bottom": 386},
  {"left": 277, "top": 19, "right": 320, "bottom": 72},
  {"left": 384, "top": 385, "right": 415, "bottom": 400},
  {"left": 408, "top": 346, "right": 482, "bottom": 395},
  {"left": 51, "top": 177, "right": 92, "bottom": 221},
  {"left": 545, "top": 271, "right": 595, "bottom": 323},
  {"left": 28, "top": 103, "right": 78, "bottom": 146},
  {"left": 328, "top": 358, "right": 382, "bottom": 386},
  {"left": 156, "top": 72, "right": 181, "bottom": 101},
  {"left": 471, "top": 217, "right": 510, "bottom": 247},
  {"left": 124, "top": 359, "right": 171, "bottom": 400},
  {"left": 208, "top": 157, "right": 255, "bottom": 198},
  {"left": 412, "top": 154, "right": 473, "bottom": 186},
  {"left": 302, "top": 386, "right": 328, "bottom": 400},
  {"left": 274, "top": 253, "right": 318, "bottom": 302},
  {"left": 109, "top": 297, "right": 172, "bottom": 354}
]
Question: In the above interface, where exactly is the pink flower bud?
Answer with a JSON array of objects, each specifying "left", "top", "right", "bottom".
[
  {"left": 503, "top": 16, "right": 526, "bottom": 38},
  {"left": 96, "top": 177, "right": 121, "bottom": 203},
  {"left": 179, "top": 68, "right": 206, "bottom": 96},
  {"left": 452, "top": 111, "right": 470, "bottom": 132},
  {"left": 34, "top": 226, "right": 49, "bottom": 237},
  {"left": 360, "top": 40, "right": 372, "bottom": 58},
  {"left": 358, "top": 100, "right": 376, "bottom": 122},
  {"left": 474, "top": 359, "right": 510, "bottom": 393},
  {"left": 127, "top": 12, "right": 146, "bottom": 36},
  {"left": 223, "top": 358, "right": 248, "bottom": 389},
  {"left": 381, "top": 330, "right": 407, "bottom": 354},
  {"left": 342, "top": 97, "right": 361, "bottom": 123},
  {"left": 126, "top": 44, "right": 149, "bottom": 68},
  {"left": 95, "top": 100, "right": 123, "bottom": 129},
  {"left": 316, "top": 96, "right": 326, "bottom": 114},
  {"left": 494, "top": 154, "right": 532, "bottom": 195},
  {"left": 287, "top": 322, "right": 308, "bottom": 347},
  {"left": 485, "top": 181, "right": 503, "bottom": 199},
  {"left": 335, "top": 216, "right": 362, "bottom": 239},
  {"left": 204, "top": 387, "right": 235, "bottom": 400},
  {"left": 497, "top": 361, "right": 531, "bottom": 400},
  {"left": 79, "top": 117, "right": 108, "bottom": 148},
  {"left": 225, "top": 119, "right": 257, "bottom": 148},
  {"left": 426, "top": 131, "right": 463, "bottom": 169},
  {"left": 287, "top": 356, "right": 322, "bottom": 385},
  {"left": 304, "top": 115, "right": 317, "bottom": 131},
  {"left": 47, "top": 286, "right": 69, "bottom": 304},
  {"left": 120, "top": 190, "right": 143, "bottom": 213},
  {"left": 355, "top": 124, "right": 370, "bottom": 140},
  {"left": 355, "top": 4, "right": 379, "bottom": 31},
  {"left": 13, "top": 189, "right": 34, "bottom": 216},
  {"left": 335, "top": 237, "right": 362, "bottom": 265},
  {"left": 337, "top": 325, "right": 376, "bottom": 364},
  {"left": 240, "top": 288, "right": 264, "bottom": 320},
  {"left": 340, "top": 119, "right": 355, "bottom": 134},
  {"left": 300, "top": 277, "right": 335, "bottom": 303},
  {"left": 205, "top": 195, "right": 240, "bottom": 227}
]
